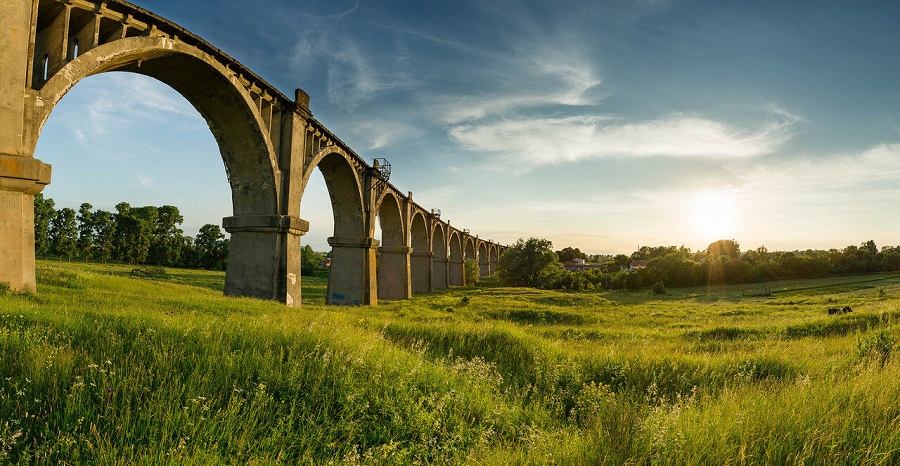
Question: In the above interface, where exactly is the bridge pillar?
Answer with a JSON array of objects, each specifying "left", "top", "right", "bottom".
[
  {"left": 327, "top": 236, "right": 378, "bottom": 305},
  {"left": 222, "top": 215, "right": 308, "bottom": 306},
  {"left": 450, "top": 258, "right": 464, "bottom": 286},
  {"left": 432, "top": 257, "right": 449, "bottom": 290},
  {"left": 0, "top": 3, "right": 53, "bottom": 292},
  {"left": 411, "top": 250, "right": 433, "bottom": 293},
  {"left": 0, "top": 155, "right": 51, "bottom": 292},
  {"left": 378, "top": 245, "right": 412, "bottom": 300}
]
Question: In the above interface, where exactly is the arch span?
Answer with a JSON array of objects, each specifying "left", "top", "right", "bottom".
[
  {"left": 19, "top": 20, "right": 307, "bottom": 304},
  {"left": 432, "top": 223, "right": 449, "bottom": 290},
  {"left": 29, "top": 36, "right": 280, "bottom": 216},
  {"left": 410, "top": 211, "right": 431, "bottom": 293},
  {"left": 449, "top": 230, "right": 464, "bottom": 286},
  {"left": 478, "top": 241, "right": 489, "bottom": 277},
  {"left": 376, "top": 191, "right": 410, "bottom": 300},
  {"left": 314, "top": 150, "right": 376, "bottom": 305}
]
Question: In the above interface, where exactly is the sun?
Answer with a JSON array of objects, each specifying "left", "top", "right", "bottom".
[{"left": 690, "top": 190, "right": 737, "bottom": 241}]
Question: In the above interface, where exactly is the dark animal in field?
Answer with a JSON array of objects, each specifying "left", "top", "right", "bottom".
[{"left": 827, "top": 306, "right": 853, "bottom": 315}]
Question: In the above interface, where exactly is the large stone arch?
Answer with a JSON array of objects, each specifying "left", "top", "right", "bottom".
[
  {"left": 432, "top": 223, "right": 449, "bottom": 290},
  {"left": 304, "top": 148, "right": 375, "bottom": 305},
  {"left": 478, "top": 241, "right": 489, "bottom": 276},
  {"left": 19, "top": 30, "right": 308, "bottom": 301},
  {"left": 302, "top": 148, "right": 365, "bottom": 237},
  {"left": 376, "top": 191, "right": 410, "bottom": 300},
  {"left": 409, "top": 211, "right": 431, "bottom": 294},
  {"left": 490, "top": 243, "right": 500, "bottom": 274},
  {"left": 27, "top": 37, "right": 280, "bottom": 216},
  {"left": 449, "top": 230, "right": 464, "bottom": 286},
  {"left": 464, "top": 238, "right": 476, "bottom": 261}
]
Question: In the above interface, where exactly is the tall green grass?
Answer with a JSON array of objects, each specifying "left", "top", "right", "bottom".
[{"left": 2, "top": 262, "right": 900, "bottom": 464}]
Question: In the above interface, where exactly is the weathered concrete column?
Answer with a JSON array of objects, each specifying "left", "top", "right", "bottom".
[
  {"left": 327, "top": 236, "right": 378, "bottom": 305},
  {"left": 378, "top": 245, "right": 412, "bottom": 300},
  {"left": 411, "top": 250, "right": 433, "bottom": 293},
  {"left": 0, "top": 1, "right": 52, "bottom": 292},
  {"left": 450, "top": 258, "right": 464, "bottom": 286},
  {"left": 432, "top": 257, "right": 449, "bottom": 290},
  {"left": 222, "top": 214, "right": 307, "bottom": 306},
  {"left": 0, "top": 154, "right": 51, "bottom": 292}
]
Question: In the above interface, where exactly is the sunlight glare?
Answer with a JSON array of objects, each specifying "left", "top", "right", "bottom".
[{"left": 690, "top": 190, "right": 737, "bottom": 241}]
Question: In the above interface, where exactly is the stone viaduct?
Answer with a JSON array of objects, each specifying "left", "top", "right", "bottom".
[{"left": 0, "top": 0, "right": 506, "bottom": 306}]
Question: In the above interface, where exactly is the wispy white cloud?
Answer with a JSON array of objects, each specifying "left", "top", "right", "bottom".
[
  {"left": 343, "top": 118, "right": 422, "bottom": 150},
  {"left": 52, "top": 73, "right": 201, "bottom": 151},
  {"left": 136, "top": 174, "right": 154, "bottom": 189},
  {"left": 291, "top": 23, "right": 418, "bottom": 112},
  {"left": 449, "top": 112, "right": 796, "bottom": 166}
]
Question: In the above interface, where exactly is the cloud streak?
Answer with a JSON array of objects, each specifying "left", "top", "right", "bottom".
[{"left": 449, "top": 112, "right": 797, "bottom": 166}]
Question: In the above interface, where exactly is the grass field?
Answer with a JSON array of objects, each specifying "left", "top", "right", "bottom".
[{"left": 2, "top": 261, "right": 900, "bottom": 464}]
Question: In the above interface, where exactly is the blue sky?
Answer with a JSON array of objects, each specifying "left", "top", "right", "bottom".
[{"left": 35, "top": 0, "right": 900, "bottom": 254}]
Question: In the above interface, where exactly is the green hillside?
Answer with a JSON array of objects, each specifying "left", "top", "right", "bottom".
[{"left": 2, "top": 261, "right": 900, "bottom": 464}]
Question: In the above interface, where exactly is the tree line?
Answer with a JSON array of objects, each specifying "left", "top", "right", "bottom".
[
  {"left": 34, "top": 194, "right": 229, "bottom": 270},
  {"left": 498, "top": 238, "right": 900, "bottom": 292}
]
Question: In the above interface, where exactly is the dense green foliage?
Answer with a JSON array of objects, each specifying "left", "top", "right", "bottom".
[
  {"left": 34, "top": 195, "right": 228, "bottom": 269},
  {"left": 4, "top": 262, "right": 900, "bottom": 463},
  {"left": 300, "top": 245, "right": 325, "bottom": 276},
  {"left": 464, "top": 258, "right": 480, "bottom": 286},
  {"left": 497, "top": 238, "right": 560, "bottom": 287},
  {"left": 506, "top": 237, "right": 900, "bottom": 292}
]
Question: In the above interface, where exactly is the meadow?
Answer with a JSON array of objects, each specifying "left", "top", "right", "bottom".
[{"left": 2, "top": 261, "right": 900, "bottom": 464}]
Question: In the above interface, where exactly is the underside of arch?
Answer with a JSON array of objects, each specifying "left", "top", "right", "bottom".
[
  {"left": 410, "top": 212, "right": 430, "bottom": 294},
  {"left": 29, "top": 36, "right": 280, "bottom": 216}
]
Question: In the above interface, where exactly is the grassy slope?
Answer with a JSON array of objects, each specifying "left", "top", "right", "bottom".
[{"left": 2, "top": 261, "right": 900, "bottom": 464}]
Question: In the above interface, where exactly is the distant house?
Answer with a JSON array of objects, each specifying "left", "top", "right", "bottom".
[
  {"left": 564, "top": 258, "right": 585, "bottom": 267},
  {"left": 624, "top": 260, "right": 648, "bottom": 272},
  {"left": 562, "top": 258, "right": 587, "bottom": 271}
]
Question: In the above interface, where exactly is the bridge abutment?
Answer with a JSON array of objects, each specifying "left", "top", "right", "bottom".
[{"left": 222, "top": 215, "right": 308, "bottom": 306}]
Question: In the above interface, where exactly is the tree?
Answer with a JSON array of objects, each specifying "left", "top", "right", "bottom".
[
  {"left": 300, "top": 245, "right": 324, "bottom": 276},
  {"left": 613, "top": 254, "right": 630, "bottom": 270},
  {"left": 707, "top": 239, "right": 740, "bottom": 260},
  {"left": 92, "top": 210, "right": 116, "bottom": 263},
  {"left": 34, "top": 193, "right": 56, "bottom": 259},
  {"left": 149, "top": 205, "right": 184, "bottom": 266},
  {"left": 464, "top": 258, "right": 480, "bottom": 286},
  {"left": 76, "top": 203, "right": 94, "bottom": 261},
  {"left": 556, "top": 246, "right": 587, "bottom": 263},
  {"left": 178, "top": 236, "right": 201, "bottom": 269},
  {"left": 50, "top": 207, "right": 78, "bottom": 260},
  {"left": 195, "top": 224, "right": 227, "bottom": 269},
  {"left": 497, "top": 237, "right": 560, "bottom": 288},
  {"left": 115, "top": 214, "right": 152, "bottom": 264}
]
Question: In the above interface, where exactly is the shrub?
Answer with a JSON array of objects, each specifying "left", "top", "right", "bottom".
[
  {"left": 497, "top": 238, "right": 560, "bottom": 288},
  {"left": 145, "top": 266, "right": 169, "bottom": 279},
  {"left": 652, "top": 281, "right": 666, "bottom": 295}
]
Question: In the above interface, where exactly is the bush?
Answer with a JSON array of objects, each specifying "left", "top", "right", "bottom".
[
  {"left": 652, "top": 281, "right": 666, "bottom": 295},
  {"left": 145, "top": 266, "right": 169, "bottom": 279},
  {"left": 497, "top": 238, "right": 560, "bottom": 288}
]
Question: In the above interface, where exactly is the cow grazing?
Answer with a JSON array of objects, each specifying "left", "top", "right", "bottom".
[{"left": 827, "top": 306, "right": 853, "bottom": 315}]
